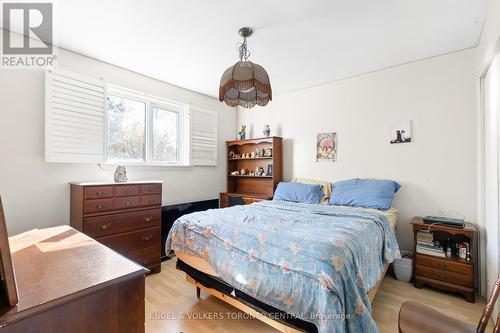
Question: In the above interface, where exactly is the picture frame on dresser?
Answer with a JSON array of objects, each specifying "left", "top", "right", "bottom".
[
  {"left": 0, "top": 197, "right": 18, "bottom": 307},
  {"left": 69, "top": 181, "right": 163, "bottom": 274}
]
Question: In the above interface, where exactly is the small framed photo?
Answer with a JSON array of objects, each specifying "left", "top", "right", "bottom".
[
  {"left": 390, "top": 120, "right": 412, "bottom": 144},
  {"left": 266, "top": 164, "right": 273, "bottom": 176}
]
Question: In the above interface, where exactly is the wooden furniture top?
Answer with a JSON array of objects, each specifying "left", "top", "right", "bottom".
[
  {"left": 221, "top": 192, "right": 273, "bottom": 199},
  {"left": 69, "top": 180, "right": 164, "bottom": 186},
  {"left": 0, "top": 226, "right": 148, "bottom": 325},
  {"left": 227, "top": 136, "right": 283, "bottom": 146},
  {"left": 411, "top": 217, "right": 477, "bottom": 233}
]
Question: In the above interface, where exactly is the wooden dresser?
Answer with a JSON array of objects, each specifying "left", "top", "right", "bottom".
[
  {"left": 70, "top": 180, "right": 163, "bottom": 273},
  {"left": 220, "top": 137, "right": 282, "bottom": 208},
  {"left": 0, "top": 226, "right": 148, "bottom": 332},
  {"left": 411, "top": 218, "right": 477, "bottom": 302}
]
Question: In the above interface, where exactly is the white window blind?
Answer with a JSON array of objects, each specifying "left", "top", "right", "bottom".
[
  {"left": 45, "top": 69, "right": 106, "bottom": 163},
  {"left": 190, "top": 106, "right": 218, "bottom": 166}
]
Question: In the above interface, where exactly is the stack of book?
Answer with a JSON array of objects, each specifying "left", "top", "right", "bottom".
[{"left": 416, "top": 231, "right": 445, "bottom": 258}]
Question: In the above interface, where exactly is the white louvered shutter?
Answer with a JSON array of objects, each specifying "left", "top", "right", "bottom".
[
  {"left": 190, "top": 106, "right": 218, "bottom": 166},
  {"left": 45, "top": 69, "right": 106, "bottom": 163}
]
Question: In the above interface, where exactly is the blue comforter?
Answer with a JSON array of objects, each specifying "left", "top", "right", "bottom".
[{"left": 166, "top": 201, "right": 400, "bottom": 332}]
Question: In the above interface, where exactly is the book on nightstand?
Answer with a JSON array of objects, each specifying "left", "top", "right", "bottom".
[{"left": 416, "top": 230, "right": 446, "bottom": 258}]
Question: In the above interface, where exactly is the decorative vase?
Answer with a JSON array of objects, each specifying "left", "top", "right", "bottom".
[{"left": 263, "top": 125, "right": 271, "bottom": 137}]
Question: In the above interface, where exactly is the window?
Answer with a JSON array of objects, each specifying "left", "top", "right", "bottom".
[
  {"left": 107, "top": 95, "right": 146, "bottom": 162},
  {"left": 45, "top": 69, "right": 217, "bottom": 166},
  {"left": 106, "top": 87, "right": 189, "bottom": 166}
]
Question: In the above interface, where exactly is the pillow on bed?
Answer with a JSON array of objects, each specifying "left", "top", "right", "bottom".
[
  {"left": 329, "top": 178, "right": 401, "bottom": 210},
  {"left": 292, "top": 177, "right": 332, "bottom": 204},
  {"left": 273, "top": 182, "right": 324, "bottom": 204}
]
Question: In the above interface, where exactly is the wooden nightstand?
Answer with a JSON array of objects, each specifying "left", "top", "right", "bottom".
[{"left": 411, "top": 217, "right": 477, "bottom": 303}]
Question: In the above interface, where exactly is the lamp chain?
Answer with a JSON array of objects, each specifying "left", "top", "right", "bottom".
[{"left": 237, "top": 37, "right": 251, "bottom": 61}]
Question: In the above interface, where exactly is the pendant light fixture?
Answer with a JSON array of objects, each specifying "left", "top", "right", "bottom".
[{"left": 219, "top": 27, "right": 272, "bottom": 108}]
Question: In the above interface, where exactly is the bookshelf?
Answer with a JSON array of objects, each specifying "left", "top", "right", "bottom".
[{"left": 220, "top": 137, "right": 282, "bottom": 208}]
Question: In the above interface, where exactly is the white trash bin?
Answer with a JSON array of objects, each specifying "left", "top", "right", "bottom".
[{"left": 394, "top": 251, "right": 413, "bottom": 283}]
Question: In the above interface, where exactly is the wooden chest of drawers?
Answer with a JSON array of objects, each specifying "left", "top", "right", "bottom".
[{"left": 70, "top": 181, "right": 163, "bottom": 274}]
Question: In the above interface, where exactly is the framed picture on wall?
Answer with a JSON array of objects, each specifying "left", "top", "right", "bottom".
[
  {"left": 316, "top": 132, "right": 337, "bottom": 162},
  {"left": 390, "top": 120, "right": 412, "bottom": 144}
]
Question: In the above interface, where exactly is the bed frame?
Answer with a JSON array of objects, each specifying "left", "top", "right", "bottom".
[{"left": 178, "top": 259, "right": 389, "bottom": 333}]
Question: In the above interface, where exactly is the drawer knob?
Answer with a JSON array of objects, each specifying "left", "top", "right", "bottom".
[
  {"left": 96, "top": 191, "right": 104, "bottom": 197},
  {"left": 96, "top": 204, "right": 103, "bottom": 209},
  {"left": 99, "top": 223, "right": 111, "bottom": 230},
  {"left": 125, "top": 201, "right": 132, "bottom": 206},
  {"left": 142, "top": 234, "right": 153, "bottom": 241},
  {"left": 143, "top": 250, "right": 150, "bottom": 256},
  {"left": 144, "top": 217, "right": 153, "bottom": 222},
  {"left": 438, "top": 273, "right": 447, "bottom": 279},
  {"left": 148, "top": 200, "right": 153, "bottom": 204}
]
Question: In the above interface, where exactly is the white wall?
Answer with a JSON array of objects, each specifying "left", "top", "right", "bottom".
[
  {"left": 476, "top": 0, "right": 500, "bottom": 314},
  {"left": 238, "top": 49, "right": 477, "bottom": 251},
  {"left": 0, "top": 46, "right": 236, "bottom": 235}
]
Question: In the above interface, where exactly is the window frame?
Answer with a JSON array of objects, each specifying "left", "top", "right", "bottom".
[{"left": 105, "top": 85, "right": 190, "bottom": 167}]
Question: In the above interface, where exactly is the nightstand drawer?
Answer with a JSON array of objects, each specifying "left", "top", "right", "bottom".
[
  {"left": 415, "top": 254, "right": 472, "bottom": 275},
  {"left": 416, "top": 265, "right": 473, "bottom": 287}
]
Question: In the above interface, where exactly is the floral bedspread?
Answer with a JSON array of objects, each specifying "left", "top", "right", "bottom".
[{"left": 166, "top": 200, "right": 400, "bottom": 332}]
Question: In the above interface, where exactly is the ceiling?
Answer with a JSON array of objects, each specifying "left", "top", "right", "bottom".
[{"left": 3, "top": 0, "right": 487, "bottom": 98}]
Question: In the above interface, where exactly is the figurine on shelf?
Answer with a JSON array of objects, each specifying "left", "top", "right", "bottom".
[
  {"left": 238, "top": 125, "right": 246, "bottom": 140},
  {"left": 258, "top": 167, "right": 266, "bottom": 176},
  {"left": 240, "top": 168, "right": 248, "bottom": 175},
  {"left": 249, "top": 170, "right": 255, "bottom": 176},
  {"left": 251, "top": 151, "right": 256, "bottom": 158},
  {"left": 234, "top": 153, "right": 241, "bottom": 159},
  {"left": 264, "top": 148, "right": 273, "bottom": 157},
  {"left": 266, "top": 164, "right": 273, "bottom": 176},
  {"left": 263, "top": 125, "right": 271, "bottom": 137},
  {"left": 229, "top": 151, "right": 235, "bottom": 158},
  {"left": 230, "top": 170, "right": 240, "bottom": 175}
]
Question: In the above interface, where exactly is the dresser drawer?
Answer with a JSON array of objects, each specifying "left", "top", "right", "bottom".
[
  {"left": 127, "top": 245, "right": 161, "bottom": 266},
  {"left": 416, "top": 265, "right": 473, "bottom": 287},
  {"left": 415, "top": 254, "right": 473, "bottom": 275},
  {"left": 113, "top": 196, "right": 141, "bottom": 210},
  {"left": 141, "top": 194, "right": 162, "bottom": 207},
  {"left": 84, "top": 209, "right": 161, "bottom": 238},
  {"left": 140, "top": 184, "right": 162, "bottom": 195},
  {"left": 98, "top": 227, "right": 161, "bottom": 254},
  {"left": 84, "top": 186, "right": 114, "bottom": 199},
  {"left": 84, "top": 198, "right": 114, "bottom": 214},
  {"left": 115, "top": 185, "right": 140, "bottom": 197}
]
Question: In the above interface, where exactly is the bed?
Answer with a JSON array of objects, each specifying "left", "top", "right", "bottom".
[{"left": 166, "top": 200, "right": 400, "bottom": 333}]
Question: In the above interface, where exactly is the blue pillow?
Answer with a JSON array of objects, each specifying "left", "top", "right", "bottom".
[
  {"left": 273, "top": 182, "right": 324, "bottom": 204},
  {"left": 329, "top": 178, "right": 401, "bottom": 210}
]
